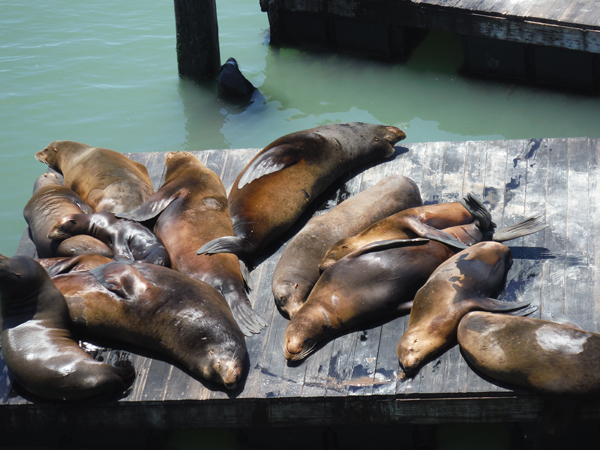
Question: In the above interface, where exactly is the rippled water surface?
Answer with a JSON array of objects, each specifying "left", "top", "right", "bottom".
[{"left": 1, "top": 0, "right": 600, "bottom": 256}]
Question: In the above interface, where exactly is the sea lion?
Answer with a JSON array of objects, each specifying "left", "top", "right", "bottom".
[
  {"left": 23, "top": 172, "right": 113, "bottom": 258},
  {"left": 217, "top": 57, "right": 256, "bottom": 101},
  {"left": 457, "top": 312, "right": 600, "bottom": 398},
  {"left": 53, "top": 261, "right": 248, "bottom": 389},
  {"left": 197, "top": 122, "right": 406, "bottom": 262},
  {"left": 35, "top": 140, "right": 155, "bottom": 214},
  {"left": 318, "top": 193, "right": 494, "bottom": 272},
  {"left": 116, "top": 151, "right": 266, "bottom": 335},
  {"left": 396, "top": 241, "right": 532, "bottom": 377},
  {"left": 37, "top": 255, "right": 114, "bottom": 277},
  {"left": 0, "top": 254, "right": 134, "bottom": 401},
  {"left": 47, "top": 212, "right": 170, "bottom": 266},
  {"left": 272, "top": 175, "right": 423, "bottom": 319},
  {"left": 284, "top": 217, "right": 546, "bottom": 361}
]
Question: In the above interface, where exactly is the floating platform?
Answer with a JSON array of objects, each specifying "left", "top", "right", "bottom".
[
  {"left": 3, "top": 138, "right": 600, "bottom": 444},
  {"left": 263, "top": 0, "right": 600, "bottom": 89}
]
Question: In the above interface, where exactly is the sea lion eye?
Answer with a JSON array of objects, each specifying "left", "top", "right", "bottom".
[{"left": 374, "top": 137, "right": 379, "bottom": 141}]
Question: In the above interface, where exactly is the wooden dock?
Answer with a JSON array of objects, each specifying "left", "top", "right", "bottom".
[
  {"left": 264, "top": 0, "right": 600, "bottom": 89},
  {"left": 3, "top": 138, "right": 600, "bottom": 440}
]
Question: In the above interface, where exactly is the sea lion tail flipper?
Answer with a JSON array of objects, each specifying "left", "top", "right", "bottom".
[
  {"left": 225, "top": 291, "right": 268, "bottom": 336},
  {"left": 197, "top": 236, "right": 253, "bottom": 258},
  {"left": 89, "top": 261, "right": 145, "bottom": 299},
  {"left": 460, "top": 193, "right": 494, "bottom": 231},
  {"left": 237, "top": 144, "right": 303, "bottom": 190},
  {"left": 492, "top": 214, "right": 548, "bottom": 242},
  {"left": 348, "top": 238, "right": 430, "bottom": 258},
  {"left": 115, "top": 188, "right": 185, "bottom": 222}
]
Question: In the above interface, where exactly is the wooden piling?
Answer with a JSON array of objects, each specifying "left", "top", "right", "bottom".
[{"left": 173, "top": 0, "right": 221, "bottom": 80}]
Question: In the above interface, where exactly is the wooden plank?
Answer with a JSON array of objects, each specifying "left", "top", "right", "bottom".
[
  {"left": 590, "top": 140, "right": 600, "bottom": 332},
  {"left": 563, "top": 138, "right": 593, "bottom": 330},
  {"left": 556, "top": 0, "right": 596, "bottom": 24},
  {"left": 522, "top": 0, "right": 563, "bottom": 22}
]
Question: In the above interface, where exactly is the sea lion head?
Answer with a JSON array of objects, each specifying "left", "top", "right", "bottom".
[
  {"left": 36, "top": 141, "right": 91, "bottom": 172},
  {"left": 272, "top": 282, "right": 306, "bottom": 320},
  {"left": 373, "top": 125, "right": 406, "bottom": 158},
  {"left": 0, "top": 254, "right": 45, "bottom": 301},
  {"left": 283, "top": 310, "right": 326, "bottom": 361},
  {"left": 47, "top": 215, "right": 82, "bottom": 241},
  {"left": 198, "top": 342, "right": 246, "bottom": 390},
  {"left": 32, "top": 172, "right": 62, "bottom": 193}
]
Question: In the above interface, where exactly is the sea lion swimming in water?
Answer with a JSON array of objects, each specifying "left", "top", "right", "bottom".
[
  {"left": 272, "top": 175, "right": 423, "bottom": 319},
  {"left": 23, "top": 172, "right": 113, "bottom": 258},
  {"left": 117, "top": 151, "right": 266, "bottom": 335},
  {"left": 35, "top": 140, "right": 155, "bottom": 214},
  {"left": 217, "top": 57, "right": 256, "bottom": 101},
  {"left": 396, "top": 241, "right": 532, "bottom": 377},
  {"left": 48, "top": 212, "right": 170, "bottom": 267},
  {"left": 198, "top": 122, "right": 407, "bottom": 263},
  {"left": 0, "top": 254, "right": 134, "bottom": 401},
  {"left": 53, "top": 261, "right": 248, "bottom": 389}
]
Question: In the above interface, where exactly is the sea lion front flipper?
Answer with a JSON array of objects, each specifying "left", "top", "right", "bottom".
[
  {"left": 467, "top": 297, "right": 532, "bottom": 314},
  {"left": 197, "top": 236, "right": 254, "bottom": 258},
  {"left": 237, "top": 144, "right": 304, "bottom": 190},
  {"left": 44, "top": 255, "right": 86, "bottom": 277},
  {"left": 404, "top": 219, "right": 468, "bottom": 250},
  {"left": 115, "top": 188, "right": 187, "bottom": 222},
  {"left": 89, "top": 262, "right": 147, "bottom": 299},
  {"left": 347, "top": 238, "right": 430, "bottom": 258}
]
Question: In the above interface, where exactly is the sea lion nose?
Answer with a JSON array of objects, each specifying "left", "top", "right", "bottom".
[
  {"left": 385, "top": 126, "right": 406, "bottom": 144},
  {"left": 219, "top": 360, "right": 243, "bottom": 389}
]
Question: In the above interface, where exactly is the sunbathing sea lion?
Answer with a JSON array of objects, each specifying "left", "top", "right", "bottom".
[
  {"left": 23, "top": 172, "right": 112, "bottom": 258},
  {"left": 48, "top": 212, "right": 170, "bottom": 266},
  {"left": 396, "top": 241, "right": 532, "bottom": 377},
  {"left": 117, "top": 151, "right": 265, "bottom": 335},
  {"left": 272, "top": 175, "right": 422, "bottom": 319},
  {"left": 198, "top": 122, "right": 406, "bottom": 262},
  {"left": 53, "top": 261, "right": 248, "bottom": 389},
  {"left": 318, "top": 193, "right": 494, "bottom": 272},
  {"left": 0, "top": 254, "right": 133, "bottom": 401},
  {"left": 37, "top": 254, "right": 115, "bottom": 277},
  {"left": 35, "top": 140, "right": 154, "bottom": 214}
]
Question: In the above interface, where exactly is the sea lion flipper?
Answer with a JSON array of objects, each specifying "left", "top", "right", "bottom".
[
  {"left": 460, "top": 192, "right": 494, "bottom": 231},
  {"left": 225, "top": 292, "right": 268, "bottom": 336},
  {"left": 89, "top": 262, "right": 146, "bottom": 299},
  {"left": 348, "top": 238, "right": 430, "bottom": 258},
  {"left": 115, "top": 188, "right": 185, "bottom": 222},
  {"left": 197, "top": 236, "right": 254, "bottom": 258},
  {"left": 404, "top": 219, "right": 468, "bottom": 250},
  {"left": 468, "top": 297, "right": 532, "bottom": 313},
  {"left": 237, "top": 144, "right": 303, "bottom": 190},
  {"left": 492, "top": 214, "right": 548, "bottom": 242}
]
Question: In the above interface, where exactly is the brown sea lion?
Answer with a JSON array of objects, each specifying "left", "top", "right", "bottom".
[
  {"left": 272, "top": 175, "right": 423, "bottom": 319},
  {"left": 23, "top": 172, "right": 113, "bottom": 258},
  {"left": 53, "top": 261, "right": 248, "bottom": 389},
  {"left": 48, "top": 212, "right": 170, "bottom": 266},
  {"left": 318, "top": 193, "right": 494, "bottom": 272},
  {"left": 0, "top": 254, "right": 134, "bottom": 401},
  {"left": 35, "top": 140, "right": 154, "bottom": 214},
  {"left": 37, "top": 254, "right": 114, "bottom": 277},
  {"left": 116, "top": 151, "right": 265, "bottom": 335},
  {"left": 197, "top": 122, "right": 406, "bottom": 262},
  {"left": 284, "top": 217, "right": 546, "bottom": 362},
  {"left": 457, "top": 312, "right": 600, "bottom": 398},
  {"left": 396, "top": 241, "right": 532, "bottom": 377}
]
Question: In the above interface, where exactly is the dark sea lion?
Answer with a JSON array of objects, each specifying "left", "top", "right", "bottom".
[
  {"left": 47, "top": 212, "right": 170, "bottom": 266},
  {"left": 23, "top": 172, "right": 113, "bottom": 258},
  {"left": 457, "top": 312, "right": 600, "bottom": 398},
  {"left": 198, "top": 122, "right": 406, "bottom": 261},
  {"left": 396, "top": 241, "right": 531, "bottom": 377},
  {"left": 53, "top": 261, "right": 248, "bottom": 389},
  {"left": 284, "top": 217, "right": 546, "bottom": 361},
  {"left": 0, "top": 254, "right": 133, "bottom": 401},
  {"left": 116, "top": 151, "right": 265, "bottom": 335},
  {"left": 272, "top": 175, "right": 423, "bottom": 319},
  {"left": 217, "top": 57, "right": 256, "bottom": 101},
  {"left": 37, "top": 255, "right": 114, "bottom": 277},
  {"left": 35, "top": 140, "right": 155, "bottom": 214},
  {"left": 319, "top": 193, "right": 494, "bottom": 272}
]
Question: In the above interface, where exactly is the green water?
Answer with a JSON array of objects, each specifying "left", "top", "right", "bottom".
[{"left": 2, "top": 0, "right": 600, "bottom": 257}]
